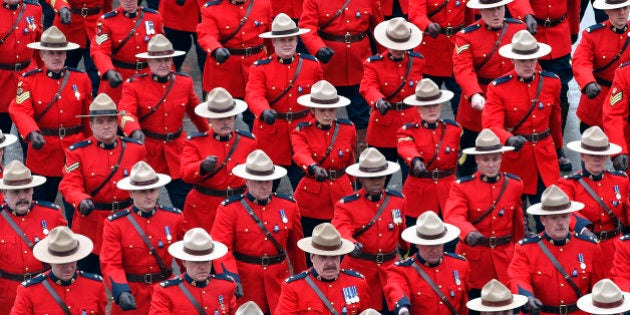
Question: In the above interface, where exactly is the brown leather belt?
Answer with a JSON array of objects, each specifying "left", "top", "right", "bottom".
[
  {"left": 541, "top": 303, "right": 578, "bottom": 314},
  {"left": 479, "top": 235, "right": 512, "bottom": 248},
  {"left": 318, "top": 31, "right": 368, "bottom": 44},
  {"left": 39, "top": 125, "right": 83, "bottom": 138},
  {"left": 126, "top": 269, "right": 172, "bottom": 284},
  {"left": 440, "top": 24, "right": 464, "bottom": 36},
  {"left": 143, "top": 128, "right": 183, "bottom": 142},
  {"left": 0, "top": 268, "right": 49, "bottom": 281},
  {"left": 276, "top": 110, "right": 309, "bottom": 122},
  {"left": 595, "top": 76, "right": 612, "bottom": 88},
  {"left": 391, "top": 102, "right": 412, "bottom": 111},
  {"left": 227, "top": 44, "right": 265, "bottom": 56},
  {"left": 477, "top": 76, "right": 493, "bottom": 85},
  {"left": 193, "top": 185, "right": 246, "bottom": 197},
  {"left": 515, "top": 129, "right": 550, "bottom": 144},
  {"left": 350, "top": 249, "right": 397, "bottom": 264},
  {"left": 311, "top": 168, "right": 346, "bottom": 181},
  {"left": 234, "top": 251, "right": 285, "bottom": 267},
  {"left": 414, "top": 169, "right": 454, "bottom": 180},
  {"left": 0, "top": 60, "right": 31, "bottom": 72},
  {"left": 112, "top": 59, "right": 148, "bottom": 71},
  {"left": 536, "top": 15, "right": 566, "bottom": 27},
  {"left": 94, "top": 199, "right": 133, "bottom": 211},
  {"left": 70, "top": 6, "right": 101, "bottom": 17},
  {"left": 597, "top": 229, "right": 620, "bottom": 241}
]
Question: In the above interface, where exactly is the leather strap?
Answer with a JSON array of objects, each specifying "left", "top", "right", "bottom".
[
  {"left": 594, "top": 34, "right": 630, "bottom": 73},
  {"left": 536, "top": 240, "right": 584, "bottom": 298},
  {"left": 90, "top": 139, "right": 126, "bottom": 197},
  {"left": 424, "top": 122, "right": 447, "bottom": 169},
  {"left": 233, "top": 251, "right": 286, "bottom": 266},
  {"left": 276, "top": 109, "right": 309, "bottom": 121},
  {"left": 471, "top": 175, "right": 509, "bottom": 225},
  {"left": 535, "top": 15, "right": 566, "bottom": 27},
  {"left": 112, "top": 59, "right": 148, "bottom": 70},
  {"left": 143, "top": 128, "right": 182, "bottom": 142},
  {"left": 226, "top": 43, "right": 265, "bottom": 56},
  {"left": 414, "top": 169, "right": 454, "bottom": 179},
  {"left": 0, "top": 3, "right": 27, "bottom": 45},
  {"left": 577, "top": 177, "right": 622, "bottom": 231},
  {"left": 352, "top": 195, "right": 391, "bottom": 239},
  {"left": 317, "top": 31, "right": 367, "bottom": 43},
  {"left": 178, "top": 282, "right": 207, "bottom": 315},
  {"left": 193, "top": 185, "right": 246, "bottom": 197},
  {"left": 139, "top": 73, "right": 176, "bottom": 122},
  {"left": 70, "top": 6, "right": 101, "bottom": 16},
  {"left": 411, "top": 262, "right": 459, "bottom": 315},
  {"left": 541, "top": 303, "right": 579, "bottom": 314},
  {"left": 269, "top": 56, "right": 303, "bottom": 106},
  {"left": 94, "top": 199, "right": 133, "bottom": 211},
  {"left": 428, "top": 0, "right": 448, "bottom": 18},
  {"left": 478, "top": 235, "right": 512, "bottom": 248},
  {"left": 201, "top": 133, "right": 241, "bottom": 181},
  {"left": 220, "top": 0, "right": 254, "bottom": 44},
  {"left": 0, "top": 208, "right": 34, "bottom": 249},
  {"left": 304, "top": 275, "right": 340, "bottom": 315},
  {"left": 475, "top": 22, "right": 508, "bottom": 71},
  {"left": 0, "top": 268, "right": 48, "bottom": 281},
  {"left": 112, "top": 10, "right": 145, "bottom": 55},
  {"left": 595, "top": 76, "right": 612, "bottom": 88},
  {"left": 42, "top": 278, "right": 72, "bottom": 315},
  {"left": 317, "top": 122, "right": 341, "bottom": 165},
  {"left": 35, "top": 70, "right": 70, "bottom": 122},
  {"left": 39, "top": 125, "right": 83, "bottom": 137},
  {"left": 509, "top": 74, "right": 544, "bottom": 134},
  {"left": 0, "top": 60, "right": 31, "bottom": 71},
  {"left": 126, "top": 270, "right": 172, "bottom": 283},
  {"left": 319, "top": 0, "right": 353, "bottom": 30},
  {"left": 350, "top": 249, "right": 397, "bottom": 263},
  {"left": 385, "top": 53, "right": 414, "bottom": 101},
  {"left": 515, "top": 129, "right": 550, "bottom": 143},
  {"left": 126, "top": 213, "right": 169, "bottom": 273}
]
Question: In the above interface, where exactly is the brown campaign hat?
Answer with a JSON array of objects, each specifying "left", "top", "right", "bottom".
[
  {"left": 27, "top": 26, "right": 80, "bottom": 51},
  {"left": 373, "top": 18, "right": 422, "bottom": 51},
  {"left": 462, "top": 129, "right": 514, "bottom": 155},
  {"left": 466, "top": 279, "right": 528, "bottom": 312},
  {"left": 401, "top": 211, "right": 460, "bottom": 245},
  {"left": 566, "top": 126, "right": 622, "bottom": 156},
  {"left": 232, "top": 150, "right": 287, "bottom": 181},
  {"left": 136, "top": 34, "right": 186, "bottom": 59},
  {"left": 345, "top": 147, "right": 400, "bottom": 178},
  {"left": 116, "top": 161, "right": 172, "bottom": 191},
  {"left": 259, "top": 13, "right": 310, "bottom": 38},
  {"left": 499, "top": 30, "right": 551, "bottom": 60},
  {"left": 527, "top": 185, "right": 584, "bottom": 215},
  {"left": 297, "top": 80, "right": 351, "bottom": 108},
  {"left": 0, "top": 160, "right": 46, "bottom": 190},
  {"left": 32, "top": 226, "right": 93, "bottom": 264},
  {"left": 403, "top": 78, "right": 454, "bottom": 106},
  {"left": 168, "top": 228, "right": 228, "bottom": 262},
  {"left": 297, "top": 223, "right": 355, "bottom": 256},
  {"left": 195, "top": 87, "right": 248, "bottom": 119}
]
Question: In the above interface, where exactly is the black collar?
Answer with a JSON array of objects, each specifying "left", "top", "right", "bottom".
[
  {"left": 49, "top": 271, "right": 78, "bottom": 286},
  {"left": 133, "top": 205, "right": 156, "bottom": 218},
  {"left": 544, "top": 232, "right": 571, "bottom": 246},
  {"left": 310, "top": 268, "right": 337, "bottom": 282},
  {"left": 485, "top": 24, "right": 503, "bottom": 31},
  {"left": 415, "top": 253, "right": 442, "bottom": 267},
  {"left": 46, "top": 69, "right": 65, "bottom": 80},
  {"left": 480, "top": 173, "right": 501, "bottom": 183},
  {"left": 213, "top": 132, "right": 233, "bottom": 142},
  {"left": 610, "top": 24, "right": 628, "bottom": 34},
  {"left": 123, "top": 10, "right": 138, "bottom": 18},
  {"left": 97, "top": 139, "right": 118, "bottom": 150},
  {"left": 582, "top": 169, "right": 604, "bottom": 181},
  {"left": 518, "top": 73, "right": 535, "bottom": 83},
  {"left": 388, "top": 53, "right": 404, "bottom": 62},
  {"left": 184, "top": 273, "right": 210, "bottom": 288},
  {"left": 230, "top": 0, "right": 246, "bottom": 4},
  {"left": 3, "top": 2, "right": 19, "bottom": 10},
  {"left": 421, "top": 120, "right": 438, "bottom": 129},
  {"left": 365, "top": 190, "right": 384, "bottom": 201},
  {"left": 6, "top": 203, "right": 33, "bottom": 216},
  {"left": 152, "top": 73, "right": 171, "bottom": 83},
  {"left": 316, "top": 122, "right": 332, "bottom": 130},
  {"left": 276, "top": 55, "right": 295, "bottom": 64},
  {"left": 246, "top": 192, "right": 271, "bottom": 206}
]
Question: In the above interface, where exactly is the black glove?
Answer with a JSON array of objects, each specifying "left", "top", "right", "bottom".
[
  {"left": 261, "top": 109, "right": 277, "bottom": 125},
  {"left": 527, "top": 297, "right": 543, "bottom": 315},
  {"left": 118, "top": 292, "right": 137, "bottom": 311},
  {"left": 200, "top": 156, "right": 218, "bottom": 175},
  {"left": 375, "top": 99, "right": 392, "bottom": 115},
  {"left": 316, "top": 47, "right": 334, "bottom": 64},
  {"left": 28, "top": 131, "right": 45, "bottom": 150},
  {"left": 411, "top": 158, "right": 426, "bottom": 177},
  {"left": 506, "top": 135, "right": 527, "bottom": 152},
  {"left": 78, "top": 199, "right": 94, "bottom": 216},
  {"left": 213, "top": 48, "right": 230, "bottom": 64},
  {"left": 524, "top": 14, "right": 537, "bottom": 34},
  {"left": 398, "top": 308, "right": 410, "bottom": 315},
  {"left": 175, "top": 0, "right": 186, "bottom": 5},
  {"left": 584, "top": 82, "right": 601, "bottom": 99},
  {"left": 465, "top": 231, "right": 484, "bottom": 247},
  {"left": 579, "top": 227, "right": 597, "bottom": 240},
  {"left": 350, "top": 242, "right": 363, "bottom": 257},
  {"left": 426, "top": 22, "right": 441, "bottom": 38},
  {"left": 105, "top": 70, "right": 123, "bottom": 88},
  {"left": 59, "top": 7, "right": 72, "bottom": 24},
  {"left": 571, "top": 34, "right": 578, "bottom": 45},
  {"left": 130, "top": 130, "right": 145, "bottom": 143},
  {"left": 222, "top": 269, "right": 244, "bottom": 298},
  {"left": 311, "top": 165, "right": 329, "bottom": 182},
  {"left": 613, "top": 154, "right": 629, "bottom": 171}
]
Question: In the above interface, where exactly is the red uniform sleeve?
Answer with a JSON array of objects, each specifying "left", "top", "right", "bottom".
[
  {"left": 290, "top": 126, "right": 317, "bottom": 169},
  {"left": 611, "top": 240, "right": 630, "bottom": 291},
  {"left": 100, "top": 219, "right": 131, "bottom": 299},
  {"left": 180, "top": 139, "right": 208, "bottom": 183},
  {"left": 118, "top": 80, "right": 142, "bottom": 135},
  {"left": 149, "top": 286, "right": 173, "bottom": 315},
  {"left": 408, "top": 0, "right": 431, "bottom": 30},
  {"left": 384, "top": 264, "right": 411, "bottom": 309},
  {"left": 453, "top": 32, "right": 482, "bottom": 99},
  {"left": 443, "top": 182, "right": 478, "bottom": 241},
  {"left": 548, "top": 78, "right": 563, "bottom": 149},
  {"left": 507, "top": 244, "right": 534, "bottom": 297},
  {"left": 482, "top": 83, "right": 512, "bottom": 145},
  {"left": 506, "top": 0, "right": 533, "bottom": 20},
  {"left": 210, "top": 203, "right": 239, "bottom": 278},
  {"left": 245, "top": 63, "right": 271, "bottom": 117},
  {"left": 186, "top": 84, "right": 208, "bottom": 132},
  {"left": 568, "top": 0, "right": 580, "bottom": 36},
  {"left": 359, "top": 58, "right": 385, "bottom": 107},
  {"left": 90, "top": 17, "right": 116, "bottom": 78},
  {"left": 196, "top": 7, "right": 223, "bottom": 55},
  {"left": 10, "top": 284, "right": 33, "bottom": 315},
  {"left": 9, "top": 77, "right": 39, "bottom": 141},
  {"left": 275, "top": 281, "right": 300, "bottom": 315},
  {"left": 59, "top": 147, "right": 91, "bottom": 207},
  {"left": 298, "top": 0, "right": 326, "bottom": 55},
  {"left": 332, "top": 199, "right": 359, "bottom": 244},
  {"left": 603, "top": 67, "right": 630, "bottom": 155},
  {"left": 572, "top": 30, "right": 596, "bottom": 91},
  {"left": 396, "top": 126, "right": 421, "bottom": 167},
  {"left": 287, "top": 206, "right": 307, "bottom": 274}
]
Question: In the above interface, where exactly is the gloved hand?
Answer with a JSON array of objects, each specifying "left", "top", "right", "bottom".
[
  {"left": 350, "top": 242, "right": 363, "bottom": 257},
  {"left": 524, "top": 14, "right": 537, "bottom": 34},
  {"left": 584, "top": 82, "right": 601, "bottom": 99},
  {"left": 261, "top": 109, "right": 277, "bottom": 125},
  {"left": 579, "top": 227, "right": 597, "bottom": 241},
  {"left": 426, "top": 22, "right": 441, "bottom": 38},
  {"left": 316, "top": 47, "right": 334, "bottom": 64},
  {"left": 105, "top": 70, "right": 123, "bottom": 88},
  {"left": 213, "top": 48, "right": 230, "bottom": 64},
  {"left": 398, "top": 307, "right": 410, "bottom": 315},
  {"left": 28, "top": 131, "right": 45, "bottom": 150},
  {"left": 312, "top": 165, "right": 329, "bottom": 182},
  {"left": 78, "top": 199, "right": 94, "bottom": 216},
  {"left": 470, "top": 93, "right": 485, "bottom": 111},
  {"left": 130, "top": 130, "right": 145, "bottom": 143},
  {"left": 411, "top": 158, "right": 426, "bottom": 177},
  {"left": 375, "top": 98, "right": 392, "bottom": 115},
  {"left": 200, "top": 156, "right": 218, "bottom": 174},
  {"left": 571, "top": 34, "right": 578, "bottom": 45},
  {"left": 527, "top": 297, "right": 543, "bottom": 315},
  {"left": 506, "top": 135, "right": 527, "bottom": 152},
  {"left": 221, "top": 267, "right": 244, "bottom": 298},
  {"left": 59, "top": 7, "right": 72, "bottom": 24},
  {"left": 557, "top": 148, "right": 572, "bottom": 171},
  {"left": 175, "top": 0, "right": 186, "bottom": 5},
  {"left": 465, "top": 231, "right": 484, "bottom": 247},
  {"left": 613, "top": 154, "right": 629, "bottom": 171},
  {"left": 118, "top": 292, "right": 137, "bottom": 311}
]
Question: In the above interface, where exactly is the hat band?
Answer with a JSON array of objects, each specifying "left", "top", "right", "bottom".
[
  {"left": 359, "top": 164, "right": 389, "bottom": 173},
  {"left": 511, "top": 45, "right": 540, "bottom": 55},
  {"left": 4, "top": 177, "right": 33, "bottom": 186},
  {"left": 90, "top": 109, "right": 118, "bottom": 115},
  {"left": 541, "top": 202, "right": 572, "bottom": 211},
  {"left": 581, "top": 143, "right": 610, "bottom": 152},
  {"left": 310, "top": 96, "right": 340, "bottom": 104},
  {"left": 386, "top": 30, "right": 412, "bottom": 43},
  {"left": 416, "top": 91, "right": 443, "bottom": 102},
  {"left": 48, "top": 241, "right": 80, "bottom": 257},
  {"left": 479, "top": 0, "right": 504, "bottom": 3},
  {"left": 208, "top": 102, "right": 236, "bottom": 113},
  {"left": 476, "top": 143, "right": 503, "bottom": 152},
  {"left": 130, "top": 177, "right": 159, "bottom": 186},
  {"left": 592, "top": 297, "right": 624, "bottom": 309},
  {"left": 481, "top": 296, "right": 514, "bottom": 307},
  {"left": 606, "top": 0, "right": 627, "bottom": 4},
  {"left": 311, "top": 241, "right": 342, "bottom": 251},
  {"left": 271, "top": 27, "right": 299, "bottom": 36},
  {"left": 183, "top": 246, "right": 214, "bottom": 256},
  {"left": 41, "top": 41, "right": 69, "bottom": 48},
  {"left": 416, "top": 227, "right": 448, "bottom": 240},
  {"left": 245, "top": 166, "right": 275, "bottom": 176},
  {"left": 148, "top": 49, "right": 175, "bottom": 56}
]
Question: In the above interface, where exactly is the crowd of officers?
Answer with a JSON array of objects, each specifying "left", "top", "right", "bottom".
[{"left": 6, "top": 0, "right": 630, "bottom": 313}]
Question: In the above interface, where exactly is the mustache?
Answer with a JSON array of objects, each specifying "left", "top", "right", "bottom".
[{"left": 16, "top": 200, "right": 30, "bottom": 206}]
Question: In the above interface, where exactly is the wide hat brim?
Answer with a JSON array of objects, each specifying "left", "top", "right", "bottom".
[
  {"left": 499, "top": 42, "right": 551, "bottom": 59},
  {"left": 296, "top": 94, "right": 351, "bottom": 108},
  {"left": 135, "top": 50, "right": 186, "bottom": 59},
  {"left": 527, "top": 201, "right": 585, "bottom": 215},
  {"left": 577, "top": 292, "right": 630, "bottom": 314},
  {"left": 345, "top": 161, "right": 400, "bottom": 178},
  {"left": 32, "top": 234, "right": 93, "bottom": 264},
  {"left": 168, "top": 240, "right": 228, "bottom": 262},
  {"left": 463, "top": 145, "right": 514, "bottom": 155},
  {"left": 0, "top": 134, "right": 18, "bottom": 149},
  {"left": 404, "top": 90, "right": 454, "bottom": 106},
  {"left": 401, "top": 223, "right": 460, "bottom": 245},
  {"left": 0, "top": 175, "right": 47, "bottom": 190},
  {"left": 373, "top": 21, "right": 422, "bottom": 50},
  {"left": 467, "top": 0, "right": 514, "bottom": 9},
  {"left": 297, "top": 237, "right": 355, "bottom": 256},
  {"left": 259, "top": 28, "right": 311, "bottom": 38},
  {"left": 466, "top": 294, "right": 528, "bottom": 312},
  {"left": 566, "top": 140, "right": 622, "bottom": 156},
  {"left": 27, "top": 42, "right": 80, "bottom": 51},
  {"left": 194, "top": 99, "right": 248, "bottom": 118},
  {"left": 76, "top": 111, "right": 123, "bottom": 118},
  {"left": 232, "top": 164, "right": 287, "bottom": 181},
  {"left": 593, "top": 0, "right": 630, "bottom": 9},
  {"left": 116, "top": 174, "right": 172, "bottom": 190}
]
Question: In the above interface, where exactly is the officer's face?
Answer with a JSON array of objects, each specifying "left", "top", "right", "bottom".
[
  {"left": 511, "top": 59, "right": 537, "bottom": 79},
  {"left": 246, "top": 179, "right": 272, "bottom": 200},
  {"left": 605, "top": 6, "right": 630, "bottom": 29},
  {"left": 313, "top": 108, "right": 337, "bottom": 126},
  {"left": 416, "top": 244, "right": 444, "bottom": 264},
  {"left": 479, "top": 6, "right": 505, "bottom": 29},
  {"left": 358, "top": 176, "right": 386, "bottom": 196},
  {"left": 475, "top": 153, "right": 502, "bottom": 177},
  {"left": 209, "top": 116, "right": 236, "bottom": 137},
  {"left": 119, "top": 0, "right": 138, "bottom": 13},
  {"left": 417, "top": 103, "right": 441, "bottom": 123},
  {"left": 40, "top": 50, "right": 67, "bottom": 73},
  {"left": 388, "top": 48, "right": 405, "bottom": 59},
  {"left": 4, "top": 0, "right": 20, "bottom": 5},
  {"left": 183, "top": 260, "right": 213, "bottom": 282},
  {"left": 90, "top": 116, "right": 118, "bottom": 144},
  {"left": 148, "top": 57, "right": 173, "bottom": 78},
  {"left": 310, "top": 254, "right": 341, "bottom": 280},
  {"left": 4, "top": 188, "right": 34, "bottom": 214},
  {"left": 272, "top": 36, "right": 298, "bottom": 59},
  {"left": 580, "top": 153, "right": 608, "bottom": 175},
  {"left": 51, "top": 262, "right": 77, "bottom": 282},
  {"left": 130, "top": 188, "right": 159, "bottom": 212},
  {"left": 539, "top": 213, "right": 571, "bottom": 240}
]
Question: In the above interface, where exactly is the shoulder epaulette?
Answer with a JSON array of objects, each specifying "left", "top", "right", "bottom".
[
  {"left": 504, "top": 173, "right": 522, "bottom": 181},
  {"left": 540, "top": 71, "right": 559, "bottom": 79},
  {"left": 586, "top": 23, "right": 606, "bottom": 33},
  {"left": 141, "top": 7, "right": 158, "bottom": 13},
  {"left": 367, "top": 55, "right": 384, "bottom": 62},
  {"left": 102, "top": 10, "right": 118, "bottom": 18},
  {"left": 187, "top": 132, "right": 208, "bottom": 140},
  {"left": 385, "top": 189, "right": 404, "bottom": 198},
  {"left": 620, "top": 62, "right": 630, "bottom": 69},
  {"left": 444, "top": 252, "right": 466, "bottom": 261},
  {"left": 79, "top": 271, "right": 103, "bottom": 282},
  {"left": 285, "top": 270, "right": 309, "bottom": 283},
  {"left": 107, "top": 209, "right": 130, "bottom": 221},
  {"left": 66, "top": 67, "right": 84, "bottom": 73},
  {"left": 564, "top": 172, "right": 582, "bottom": 180},
  {"left": 34, "top": 200, "right": 60, "bottom": 210},
  {"left": 22, "top": 273, "right": 46, "bottom": 287},
  {"left": 409, "top": 51, "right": 424, "bottom": 59},
  {"left": 620, "top": 234, "right": 630, "bottom": 241},
  {"left": 340, "top": 269, "right": 364, "bottom": 279},
  {"left": 23, "top": 0, "right": 41, "bottom": 6},
  {"left": 336, "top": 118, "right": 353, "bottom": 126},
  {"left": 456, "top": 175, "right": 474, "bottom": 184},
  {"left": 340, "top": 193, "right": 360, "bottom": 204},
  {"left": 22, "top": 69, "right": 42, "bottom": 77},
  {"left": 236, "top": 129, "right": 255, "bottom": 139},
  {"left": 273, "top": 193, "right": 295, "bottom": 202},
  {"left": 159, "top": 205, "right": 182, "bottom": 215},
  {"left": 462, "top": 23, "right": 481, "bottom": 33},
  {"left": 212, "top": 273, "right": 235, "bottom": 282},
  {"left": 607, "top": 169, "right": 628, "bottom": 178},
  {"left": 394, "top": 257, "right": 415, "bottom": 266},
  {"left": 121, "top": 137, "right": 143, "bottom": 145},
  {"left": 221, "top": 194, "right": 244, "bottom": 206},
  {"left": 204, "top": 0, "right": 221, "bottom": 7},
  {"left": 402, "top": 123, "right": 419, "bottom": 130},
  {"left": 440, "top": 118, "right": 459, "bottom": 127},
  {"left": 575, "top": 232, "right": 598, "bottom": 244},
  {"left": 492, "top": 74, "right": 513, "bottom": 86},
  {"left": 174, "top": 72, "right": 191, "bottom": 78},
  {"left": 69, "top": 140, "right": 92, "bottom": 151},
  {"left": 298, "top": 53, "right": 317, "bottom": 62},
  {"left": 518, "top": 234, "right": 542, "bottom": 245},
  {"left": 128, "top": 73, "right": 148, "bottom": 82},
  {"left": 253, "top": 57, "right": 272, "bottom": 66},
  {"left": 505, "top": 18, "right": 523, "bottom": 24},
  {"left": 296, "top": 122, "right": 312, "bottom": 131},
  {"left": 159, "top": 277, "right": 183, "bottom": 288}
]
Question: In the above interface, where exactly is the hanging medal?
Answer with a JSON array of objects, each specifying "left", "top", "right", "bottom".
[
  {"left": 453, "top": 270, "right": 461, "bottom": 285},
  {"left": 578, "top": 253, "right": 586, "bottom": 270},
  {"left": 218, "top": 295, "right": 226, "bottom": 311},
  {"left": 41, "top": 220, "right": 49, "bottom": 235},
  {"left": 280, "top": 209, "right": 288, "bottom": 224},
  {"left": 73, "top": 84, "right": 80, "bottom": 100},
  {"left": 615, "top": 185, "right": 621, "bottom": 200},
  {"left": 165, "top": 226, "right": 172, "bottom": 242}
]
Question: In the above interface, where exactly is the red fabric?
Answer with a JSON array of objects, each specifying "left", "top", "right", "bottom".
[
  {"left": 159, "top": 0, "right": 200, "bottom": 32},
  {"left": 149, "top": 275, "right": 237, "bottom": 315},
  {"left": 603, "top": 65, "right": 630, "bottom": 159},
  {"left": 269, "top": 0, "right": 303, "bottom": 19},
  {"left": 611, "top": 237, "right": 630, "bottom": 291},
  {"left": 53, "top": 0, "right": 105, "bottom": 48}
]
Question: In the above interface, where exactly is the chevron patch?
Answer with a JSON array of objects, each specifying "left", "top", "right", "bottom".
[
  {"left": 398, "top": 136, "right": 413, "bottom": 143},
  {"left": 65, "top": 162, "right": 79, "bottom": 173},
  {"left": 610, "top": 88, "right": 623, "bottom": 106},
  {"left": 95, "top": 34, "right": 109, "bottom": 45},
  {"left": 15, "top": 91, "right": 30, "bottom": 104},
  {"left": 455, "top": 44, "right": 470, "bottom": 54},
  {"left": 120, "top": 115, "right": 135, "bottom": 129}
]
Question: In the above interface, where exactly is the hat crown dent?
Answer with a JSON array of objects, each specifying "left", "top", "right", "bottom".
[
  {"left": 311, "top": 80, "right": 339, "bottom": 102},
  {"left": 41, "top": 26, "right": 68, "bottom": 45},
  {"left": 415, "top": 211, "right": 446, "bottom": 237},
  {"left": 90, "top": 93, "right": 117, "bottom": 112},
  {"left": 312, "top": 223, "right": 343, "bottom": 249},
  {"left": 592, "top": 279, "right": 624, "bottom": 304},
  {"left": 481, "top": 279, "right": 513, "bottom": 303},
  {"left": 147, "top": 34, "right": 175, "bottom": 53},
  {"left": 541, "top": 185, "right": 571, "bottom": 209},
  {"left": 581, "top": 126, "right": 610, "bottom": 148},
  {"left": 475, "top": 129, "right": 502, "bottom": 149},
  {"left": 386, "top": 18, "right": 412, "bottom": 41},
  {"left": 128, "top": 161, "right": 159, "bottom": 184},
  {"left": 183, "top": 228, "right": 215, "bottom": 253},
  {"left": 359, "top": 309, "right": 382, "bottom": 315},
  {"left": 271, "top": 13, "right": 298, "bottom": 33},
  {"left": 236, "top": 301, "right": 265, "bottom": 315},
  {"left": 511, "top": 30, "right": 539, "bottom": 52},
  {"left": 206, "top": 87, "right": 236, "bottom": 112},
  {"left": 3, "top": 160, "right": 32, "bottom": 183},
  {"left": 245, "top": 150, "right": 275, "bottom": 173},
  {"left": 358, "top": 147, "right": 388, "bottom": 170},
  {"left": 46, "top": 226, "right": 79, "bottom": 254},
  {"left": 415, "top": 78, "right": 441, "bottom": 100}
]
